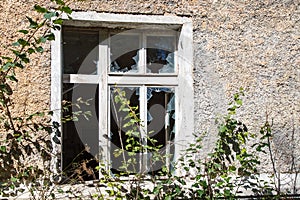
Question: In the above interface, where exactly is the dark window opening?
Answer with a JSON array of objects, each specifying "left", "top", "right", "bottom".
[
  {"left": 110, "top": 87, "right": 141, "bottom": 174},
  {"left": 63, "top": 27, "right": 99, "bottom": 74},
  {"left": 62, "top": 84, "right": 99, "bottom": 181},
  {"left": 147, "top": 88, "right": 175, "bottom": 175}
]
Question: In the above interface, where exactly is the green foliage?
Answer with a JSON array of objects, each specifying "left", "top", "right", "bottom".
[
  {"left": 0, "top": 0, "right": 72, "bottom": 198},
  {"left": 91, "top": 88, "right": 277, "bottom": 199}
]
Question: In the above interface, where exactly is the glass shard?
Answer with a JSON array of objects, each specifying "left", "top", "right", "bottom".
[
  {"left": 146, "top": 36, "right": 175, "bottom": 74},
  {"left": 110, "top": 34, "right": 140, "bottom": 73},
  {"left": 146, "top": 87, "right": 175, "bottom": 174}
]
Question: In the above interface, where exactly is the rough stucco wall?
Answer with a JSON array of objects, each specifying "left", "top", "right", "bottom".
[
  {"left": 0, "top": 0, "right": 54, "bottom": 118},
  {"left": 0, "top": 0, "right": 299, "bottom": 174},
  {"left": 191, "top": 1, "right": 300, "bottom": 173}
]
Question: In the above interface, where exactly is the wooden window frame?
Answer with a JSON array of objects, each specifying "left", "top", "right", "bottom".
[{"left": 50, "top": 12, "right": 193, "bottom": 177}]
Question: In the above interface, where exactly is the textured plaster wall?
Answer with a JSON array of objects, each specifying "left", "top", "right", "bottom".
[
  {"left": 191, "top": 1, "right": 300, "bottom": 173},
  {"left": 0, "top": 0, "right": 54, "bottom": 118},
  {"left": 0, "top": 0, "right": 299, "bottom": 173}
]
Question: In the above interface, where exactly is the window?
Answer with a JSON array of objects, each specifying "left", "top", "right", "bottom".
[{"left": 51, "top": 12, "right": 193, "bottom": 180}]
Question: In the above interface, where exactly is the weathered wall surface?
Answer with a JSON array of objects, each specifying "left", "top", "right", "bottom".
[
  {"left": 0, "top": 0, "right": 299, "bottom": 173},
  {"left": 0, "top": 0, "right": 53, "bottom": 119},
  {"left": 191, "top": 1, "right": 300, "bottom": 174}
]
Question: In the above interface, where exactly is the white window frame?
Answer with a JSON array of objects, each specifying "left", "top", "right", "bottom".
[{"left": 50, "top": 12, "right": 194, "bottom": 175}]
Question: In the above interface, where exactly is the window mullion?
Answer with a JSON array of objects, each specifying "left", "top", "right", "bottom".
[
  {"left": 98, "top": 30, "right": 109, "bottom": 172},
  {"left": 51, "top": 27, "right": 62, "bottom": 176},
  {"left": 63, "top": 74, "right": 100, "bottom": 84},
  {"left": 139, "top": 85, "right": 148, "bottom": 173},
  {"left": 139, "top": 33, "right": 146, "bottom": 74},
  {"left": 165, "top": 92, "right": 171, "bottom": 171}
]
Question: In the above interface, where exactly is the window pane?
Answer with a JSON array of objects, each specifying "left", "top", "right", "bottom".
[
  {"left": 146, "top": 36, "right": 175, "bottom": 74},
  {"left": 110, "top": 87, "right": 141, "bottom": 174},
  {"left": 110, "top": 34, "right": 140, "bottom": 73},
  {"left": 62, "top": 83, "right": 99, "bottom": 181},
  {"left": 147, "top": 87, "right": 175, "bottom": 174},
  {"left": 63, "top": 28, "right": 99, "bottom": 74}
]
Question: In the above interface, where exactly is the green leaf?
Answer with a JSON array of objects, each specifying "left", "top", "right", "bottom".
[
  {"left": 165, "top": 196, "right": 172, "bottom": 200},
  {"left": 114, "top": 95, "right": 120, "bottom": 103},
  {"left": 27, "top": 48, "right": 36, "bottom": 54},
  {"left": 19, "top": 53, "right": 30, "bottom": 63},
  {"left": 11, "top": 49, "right": 20, "bottom": 56},
  {"left": 15, "top": 62, "right": 24, "bottom": 69},
  {"left": 236, "top": 99, "right": 242, "bottom": 106},
  {"left": 6, "top": 75, "right": 18, "bottom": 82},
  {"left": 17, "top": 39, "right": 29, "bottom": 46},
  {"left": 36, "top": 46, "right": 44, "bottom": 53},
  {"left": 57, "top": 188, "right": 64, "bottom": 193},
  {"left": 0, "top": 84, "right": 13, "bottom": 95},
  {"left": 34, "top": 5, "right": 48, "bottom": 13},
  {"left": 16, "top": 136, "right": 22, "bottom": 142},
  {"left": 11, "top": 177, "right": 18, "bottom": 182},
  {"left": 2, "top": 62, "right": 15, "bottom": 71},
  {"left": 53, "top": 18, "right": 63, "bottom": 25},
  {"left": 197, "top": 190, "right": 205, "bottom": 197},
  {"left": 45, "top": 33, "right": 55, "bottom": 41},
  {"left": 0, "top": 146, "right": 6, "bottom": 153},
  {"left": 61, "top": 6, "right": 72, "bottom": 14},
  {"left": 38, "top": 37, "right": 47, "bottom": 44},
  {"left": 12, "top": 42, "right": 20, "bottom": 46},
  {"left": 219, "top": 125, "right": 227, "bottom": 133},
  {"left": 121, "top": 107, "right": 130, "bottom": 112},
  {"left": 44, "top": 12, "right": 57, "bottom": 19},
  {"left": 52, "top": 136, "right": 61, "bottom": 144},
  {"left": 18, "top": 30, "right": 29, "bottom": 34},
  {"left": 1, "top": 56, "right": 12, "bottom": 60},
  {"left": 26, "top": 16, "right": 38, "bottom": 29}
]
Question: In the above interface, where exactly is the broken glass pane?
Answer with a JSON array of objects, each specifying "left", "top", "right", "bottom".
[
  {"left": 146, "top": 36, "right": 175, "bottom": 74},
  {"left": 63, "top": 27, "right": 99, "bottom": 74},
  {"left": 146, "top": 87, "right": 175, "bottom": 174},
  {"left": 110, "top": 34, "right": 140, "bottom": 73},
  {"left": 159, "top": 53, "right": 175, "bottom": 73},
  {"left": 62, "top": 83, "right": 99, "bottom": 181}
]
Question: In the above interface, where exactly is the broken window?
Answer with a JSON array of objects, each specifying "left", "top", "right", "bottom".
[
  {"left": 109, "top": 87, "right": 175, "bottom": 175},
  {"left": 52, "top": 13, "right": 193, "bottom": 180},
  {"left": 146, "top": 88, "right": 175, "bottom": 174},
  {"left": 60, "top": 26, "right": 178, "bottom": 179}
]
